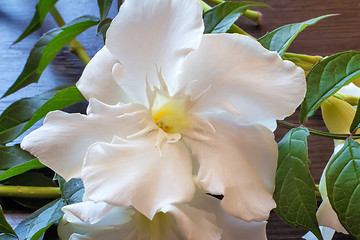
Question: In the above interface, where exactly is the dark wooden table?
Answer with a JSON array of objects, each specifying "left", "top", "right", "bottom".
[{"left": 1, "top": 0, "right": 359, "bottom": 239}]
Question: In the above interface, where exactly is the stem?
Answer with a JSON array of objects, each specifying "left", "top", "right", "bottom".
[
  {"left": 69, "top": 40, "right": 91, "bottom": 65},
  {"left": 198, "top": 0, "right": 251, "bottom": 36},
  {"left": 203, "top": 0, "right": 262, "bottom": 24},
  {"left": 49, "top": 7, "right": 65, "bottom": 27},
  {"left": 277, "top": 120, "right": 360, "bottom": 140},
  {"left": 228, "top": 24, "right": 251, "bottom": 36},
  {"left": 49, "top": 7, "right": 90, "bottom": 65},
  {"left": 0, "top": 186, "right": 60, "bottom": 198}
]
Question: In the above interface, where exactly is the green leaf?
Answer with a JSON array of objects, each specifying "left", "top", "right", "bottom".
[
  {"left": 258, "top": 15, "right": 332, "bottom": 56},
  {"left": 0, "top": 205, "right": 17, "bottom": 238},
  {"left": 97, "top": 18, "right": 112, "bottom": 43},
  {"left": 203, "top": 1, "right": 269, "bottom": 34},
  {"left": 0, "top": 145, "right": 44, "bottom": 182},
  {"left": 3, "top": 198, "right": 66, "bottom": 240},
  {"left": 0, "top": 87, "right": 68, "bottom": 144},
  {"left": 300, "top": 51, "right": 360, "bottom": 123},
  {"left": 0, "top": 159, "right": 44, "bottom": 183},
  {"left": 97, "top": 0, "right": 113, "bottom": 20},
  {"left": 326, "top": 138, "right": 360, "bottom": 239},
  {"left": 19, "top": 86, "right": 85, "bottom": 137},
  {"left": 274, "top": 127, "right": 322, "bottom": 240},
  {"left": 14, "top": 0, "right": 58, "bottom": 44},
  {"left": 3, "top": 16, "right": 99, "bottom": 98},
  {"left": 61, "top": 178, "right": 84, "bottom": 205},
  {"left": 350, "top": 98, "right": 360, "bottom": 133}
]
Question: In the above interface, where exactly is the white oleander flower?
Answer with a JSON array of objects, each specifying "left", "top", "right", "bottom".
[
  {"left": 21, "top": 0, "right": 305, "bottom": 222},
  {"left": 58, "top": 189, "right": 267, "bottom": 240}
]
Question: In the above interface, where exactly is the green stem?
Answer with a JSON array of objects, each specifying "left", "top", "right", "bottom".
[
  {"left": 277, "top": 120, "right": 360, "bottom": 140},
  {"left": 0, "top": 186, "right": 60, "bottom": 198},
  {"left": 49, "top": 7, "right": 90, "bottom": 65},
  {"left": 49, "top": 7, "right": 65, "bottom": 27},
  {"left": 198, "top": 0, "right": 251, "bottom": 36},
  {"left": 203, "top": 0, "right": 262, "bottom": 24}
]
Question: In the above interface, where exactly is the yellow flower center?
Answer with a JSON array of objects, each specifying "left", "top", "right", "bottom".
[{"left": 151, "top": 94, "right": 190, "bottom": 134}]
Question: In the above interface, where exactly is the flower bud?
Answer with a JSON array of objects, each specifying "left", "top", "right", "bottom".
[{"left": 321, "top": 96, "right": 356, "bottom": 134}]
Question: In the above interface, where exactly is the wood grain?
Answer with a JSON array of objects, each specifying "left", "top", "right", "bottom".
[{"left": 1, "top": 0, "right": 359, "bottom": 239}]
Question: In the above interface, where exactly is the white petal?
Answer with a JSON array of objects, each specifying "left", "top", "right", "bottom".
[
  {"left": 183, "top": 118, "right": 277, "bottom": 221},
  {"left": 82, "top": 132, "right": 195, "bottom": 219},
  {"left": 106, "top": 0, "right": 204, "bottom": 104},
  {"left": 58, "top": 202, "right": 133, "bottom": 240},
  {"left": 162, "top": 204, "right": 222, "bottom": 240},
  {"left": 21, "top": 99, "right": 150, "bottom": 180},
  {"left": 69, "top": 234, "right": 91, "bottom": 240},
  {"left": 317, "top": 197, "right": 348, "bottom": 234},
  {"left": 76, "top": 46, "right": 130, "bottom": 104},
  {"left": 303, "top": 226, "right": 336, "bottom": 240},
  {"left": 178, "top": 34, "right": 305, "bottom": 124},
  {"left": 62, "top": 202, "right": 132, "bottom": 226},
  {"left": 190, "top": 189, "right": 267, "bottom": 240},
  {"left": 338, "top": 82, "right": 360, "bottom": 97}
]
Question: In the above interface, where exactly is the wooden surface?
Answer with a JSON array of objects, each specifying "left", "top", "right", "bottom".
[{"left": 1, "top": 0, "right": 359, "bottom": 239}]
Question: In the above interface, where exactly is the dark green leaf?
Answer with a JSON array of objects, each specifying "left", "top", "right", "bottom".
[
  {"left": 203, "top": 1, "right": 268, "bottom": 34},
  {"left": 0, "top": 145, "right": 44, "bottom": 182},
  {"left": 274, "top": 127, "right": 322, "bottom": 240},
  {"left": 0, "top": 87, "right": 67, "bottom": 144},
  {"left": 350, "top": 98, "right": 360, "bottom": 133},
  {"left": 14, "top": 0, "right": 58, "bottom": 44},
  {"left": 97, "top": 0, "right": 113, "bottom": 20},
  {"left": 0, "top": 205, "right": 17, "bottom": 238},
  {"left": 326, "top": 138, "right": 360, "bottom": 239},
  {"left": 97, "top": 18, "right": 112, "bottom": 43},
  {"left": 3, "top": 198, "right": 66, "bottom": 240},
  {"left": 300, "top": 51, "right": 360, "bottom": 123},
  {"left": 19, "top": 86, "right": 85, "bottom": 137},
  {"left": 0, "top": 159, "right": 44, "bottom": 183},
  {"left": 258, "top": 15, "right": 332, "bottom": 56},
  {"left": 60, "top": 178, "right": 84, "bottom": 205},
  {"left": 3, "top": 16, "right": 99, "bottom": 98}
]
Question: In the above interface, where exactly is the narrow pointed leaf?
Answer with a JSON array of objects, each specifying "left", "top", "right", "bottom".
[
  {"left": 0, "top": 205, "right": 17, "bottom": 238},
  {"left": 97, "top": 0, "right": 113, "bottom": 20},
  {"left": 300, "top": 51, "right": 360, "bottom": 123},
  {"left": 274, "top": 127, "right": 323, "bottom": 240},
  {"left": 258, "top": 15, "right": 332, "bottom": 56},
  {"left": 0, "top": 145, "right": 44, "bottom": 182},
  {"left": 97, "top": 18, "right": 112, "bottom": 43},
  {"left": 3, "top": 16, "right": 99, "bottom": 98},
  {"left": 203, "top": 1, "right": 269, "bottom": 34},
  {"left": 14, "top": 0, "right": 58, "bottom": 44},
  {"left": 2, "top": 198, "right": 66, "bottom": 240},
  {"left": 0, "top": 86, "right": 70, "bottom": 144},
  {"left": 350, "top": 99, "right": 360, "bottom": 133},
  {"left": 326, "top": 139, "right": 360, "bottom": 239},
  {"left": 19, "top": 86, "right": 85, "bottom": 136}
]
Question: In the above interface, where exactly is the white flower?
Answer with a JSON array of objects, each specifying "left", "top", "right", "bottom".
[
  {"left": 58, "top": 189, "right": 267, "bottom": 240},
  {"left": 21, "top": 0, "right": 305, "bottom": 222}
]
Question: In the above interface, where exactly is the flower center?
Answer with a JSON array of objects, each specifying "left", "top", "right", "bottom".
[{"left": 151, "top": 94, "right": 190, "bottom": 134}]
